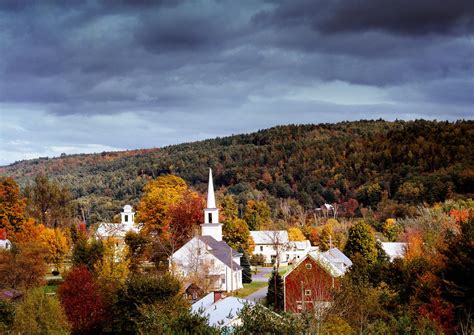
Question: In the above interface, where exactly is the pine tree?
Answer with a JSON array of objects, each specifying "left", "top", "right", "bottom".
[
  {"left": 240, "top": 248, "right": 252, "bottom": 284},
  {"left": 266, "top": 270, "right": 284, "bottom": 311}
]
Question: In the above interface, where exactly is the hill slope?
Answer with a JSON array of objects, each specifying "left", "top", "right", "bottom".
[{"left": 1, "top": 120, "right": 473, "bottom": 222}]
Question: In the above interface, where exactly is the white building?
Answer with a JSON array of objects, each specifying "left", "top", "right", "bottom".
[
  {"left": 192, "top": 292, "right": 254, "bottom": 329},
  {"left": 95, "top": 205, "right": 141, "bottom": 240},
  {"left": 172, "top": 169, "right": 243, "bottom": 292},
  {"left": 286, "top": 240, "right": 317, "bottom": 264},
  {"left": 250, "top": 230, "right": 316, "bottom": 265},
  {"left": 381, "top": 242, "right": 407, "bottom": 261},
  {"left": 250, "top": 230, "right": 290, "bottom": 265},
  {"left": 0, "top": 239, "right": 12, "bottom": 250}
]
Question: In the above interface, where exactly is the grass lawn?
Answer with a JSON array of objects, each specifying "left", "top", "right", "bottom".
[
  {"left": 43, "top": 285, "right": 58, "bottom": 294},
  {"left": 230, "top": 281, "right": 267, "bottom": 298},
  {"left": 264, "top": 265, "right": 289, "bottom": 278}
]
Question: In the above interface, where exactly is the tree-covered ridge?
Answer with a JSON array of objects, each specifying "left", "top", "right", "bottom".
[{"left": 1, "top": 120, "right": 473, "bottom": 223}]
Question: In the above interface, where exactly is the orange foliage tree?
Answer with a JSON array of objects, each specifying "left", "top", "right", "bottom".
[{"left": 0, "top": 177, "right": 27, "bottom": 238}]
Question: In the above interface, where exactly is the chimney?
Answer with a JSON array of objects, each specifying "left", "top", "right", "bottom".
[{"left": 213, "top": 291, "right": 223, "bottom": 303}]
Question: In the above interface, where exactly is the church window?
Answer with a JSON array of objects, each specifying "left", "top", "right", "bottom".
[
  {"left": 124, "top": 215, "right": 128, "bottom": 222},
  {"left": 208, "top": 213, "right": 212, "bottom": 223}
]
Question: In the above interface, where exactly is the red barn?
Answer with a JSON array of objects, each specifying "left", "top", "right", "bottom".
[{"left": 283, "top": 248, "right": 352, "bottom": 313}]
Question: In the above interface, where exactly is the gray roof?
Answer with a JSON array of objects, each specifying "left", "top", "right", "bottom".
[{"left": 197, "top": 236, "right": 242, "bottom": 271}]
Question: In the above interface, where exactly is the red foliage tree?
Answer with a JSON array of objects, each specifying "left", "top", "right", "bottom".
[
  {"left": 58, "top": 266, "right": 106, "bottom": 334},
  {"left": 167, "top": 190, "right": 205, "bottom": 248}
]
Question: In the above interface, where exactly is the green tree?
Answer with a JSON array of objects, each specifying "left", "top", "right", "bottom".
[
  {"left": 125, "top": 231, "right": 150, "bottom": 273},
  {"left": 440, "top": 211, "right": 474, "bottom": 329},
  {"left": 240, "top": 248, "right": 252, "bottom": 284},
  {"left": 12, "top": 288, "right": 70, "bottom": 334},
  {"left": 267, "top": 270, "right": 284, "bottom": 311},
  {"left": 243, "top": 200, "right": 271, "bottom": 230},
  {"left": 223, "top": 217, "right": 253, "bottom": 254},
  {"left": 107, "top": 272, "right": 182, "bottom": 333},
  {"left": 344, "top": 221, "right": 377, "bottom": 264},
  {"left": 24, "top": 175, "right": 73, "bottom": 228},
  {"left": 71, "top": 238, "right": 104, "bottom": 272},
  {"left": 0, "top": 300, "right": 15, "bottom": 332}
]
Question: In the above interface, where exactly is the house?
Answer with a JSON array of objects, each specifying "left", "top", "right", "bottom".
[
  {"left": 287, "top": 240, "right": 317, "bottom": 264},
  {"left": 0, "top": 228, "right": 12, "bottom": 250},
  {"left": 381, "top": 242, "right": 407, "bottom": 261},
  {"left": 191, "top": 292, "right": 254, "bottom": 328},
  {"left": 172, "top": 169, "right": 243, "bottom": 292},
  {"left": 249, "top": 230, "right": 290, "bottom": 265},
  {"left": 95, "top": 205, "right": 141, "bottom": 241},
  {"left": 283, "top": 248, "right": 352, "bottom": 313}
]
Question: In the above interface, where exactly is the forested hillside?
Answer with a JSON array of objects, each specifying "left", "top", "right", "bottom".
[{"left": 1, "top": 120, "right": 473, "bottom": 223}]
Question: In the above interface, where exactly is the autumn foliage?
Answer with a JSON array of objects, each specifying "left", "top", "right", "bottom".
[{"left": 59, "top": 266, "right": 106, "bottom": 334}]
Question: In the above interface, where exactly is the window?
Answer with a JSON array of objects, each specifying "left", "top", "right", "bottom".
[
  {"left": 305, "top": 289, "right": 312, "bottom": 296},
  {"left": 306, "top": 263, "right": 312, "bottom": 270},
  {"left": 221, "top": 276, "right": 226, "bottom": 285},
  {"left": 210, "top": 259, "right": 215, "bottom": 266},
  {"left": 260, "top": 246, "right": 263, "bottom": 252},
  {"left": 124, "top": 215, "right": 128, "bottom": 222},
  {"left": 208, "top": 213, "right": 212, "bottom": 223}
]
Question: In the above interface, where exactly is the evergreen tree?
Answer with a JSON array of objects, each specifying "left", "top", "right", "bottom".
[
  {"left": 266, "top": 270, "right": 284, "bottom": 311},
  {"left": 239, "top": 248, "right": 252, "bottom": 284}
]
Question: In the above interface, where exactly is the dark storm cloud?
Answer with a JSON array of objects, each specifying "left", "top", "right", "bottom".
[
  {"left": 254, "top": 0, "right": 474, "bottom": 35},
  {"left": 0, "top": 0, "right": 472, "bottom": 165}
]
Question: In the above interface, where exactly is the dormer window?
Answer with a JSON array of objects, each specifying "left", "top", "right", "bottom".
[{"left": 208, "top": 213, "right": 212, "bottom": 223}]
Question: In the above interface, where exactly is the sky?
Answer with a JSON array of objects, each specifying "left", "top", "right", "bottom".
[{"left": 0, "top": 0, "right": 473, "bottom": 166}]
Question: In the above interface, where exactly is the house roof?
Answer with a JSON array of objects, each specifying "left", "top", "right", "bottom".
[
  {"left": 192, "top": 293, "right": 254, "bottom": 327},
  {"left": 250, "top": 230, "right": 289, "bottom": 244},
  {"left": 289, "top": 240, "right": 311, "bottom": 251},
  {"left": 283, "top": 247, "right": 352, "bottom": 279},
  {"left": 381, "top": 242, "right": 407, "bottom": 261},
  {"left": 197, "top": 236, "right": 242, "bottom": 271}
]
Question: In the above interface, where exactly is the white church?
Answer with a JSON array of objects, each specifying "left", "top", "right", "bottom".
[
  {"left": 171, "top": 169, "right": 243, "bottom": 292},
  {"left": 95, "top": 204, "right": 141, "bottom": 240}
]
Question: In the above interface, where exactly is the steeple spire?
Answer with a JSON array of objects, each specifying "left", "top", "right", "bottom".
[
  {"left": 202, "top": 168, "right": 222, "bottom": 241},
  {"left": 207, "top": 168, "right": 216, "bottom": 209}
]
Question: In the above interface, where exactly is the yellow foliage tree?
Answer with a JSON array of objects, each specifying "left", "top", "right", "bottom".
[
  {"left": 13, "top": 218, "right": 45, "bottom": 244},
  {"left": 95, "top": 238, "right": 130, "bottom": 293},
  {"left": 136, "top": 175, "right": 188, "bottom": 237},
  {"left": 288, "top": 227, "right": 305, "bottom": 241},
  {"left": 40, "top": 228, "right": 69, "bottom": 271}
]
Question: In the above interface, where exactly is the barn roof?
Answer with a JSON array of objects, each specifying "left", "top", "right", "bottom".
[{"left": 283, "top": 247, "right": 352, "bottom": 279}]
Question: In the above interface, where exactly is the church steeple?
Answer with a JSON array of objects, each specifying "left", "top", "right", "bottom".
[
  {"left": 207, "top": 168, "right": 216, "bottom": 209},
  {"left": 201, "top": 168, "right": 222, "bottom": 241}
]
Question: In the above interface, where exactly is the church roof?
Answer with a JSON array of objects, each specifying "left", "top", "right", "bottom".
[{"left": 197, "top": 235, "right": 242, "bottom": 271}]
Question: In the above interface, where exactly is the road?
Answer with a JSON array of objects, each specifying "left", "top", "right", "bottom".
[{"left": 244, "top": 267, "right": 272, "bottom": 303}]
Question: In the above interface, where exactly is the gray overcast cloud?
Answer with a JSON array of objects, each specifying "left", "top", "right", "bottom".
[{"left": 0, "top": 0, "right": 473, "bottom": 165}]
